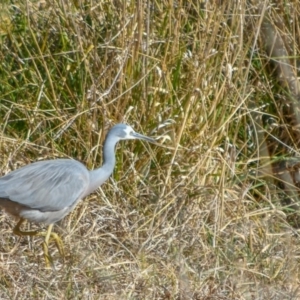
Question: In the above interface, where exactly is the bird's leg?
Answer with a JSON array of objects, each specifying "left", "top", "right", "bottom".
[
  {"left": 13, "top": 218, "right": 52, "bottom": 267},
  {"left": 40, "top": 224, "right": 65, "bottom": 267},
  {"left": 46, "top": 230, "right": 65, "bottom": 258},
  {"left": 13, "top": 218, "right": 40, "bottom": 236},
  {"left": 41, "top": 224, "right": 54, "bottom": 268},
  {"left": 13, "top": 219, "right": 65, "bottom": 267}
]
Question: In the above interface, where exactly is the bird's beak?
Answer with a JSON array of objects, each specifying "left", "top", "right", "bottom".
[{"left": 132, "top": 132, "right": 156, "bottom": 143}]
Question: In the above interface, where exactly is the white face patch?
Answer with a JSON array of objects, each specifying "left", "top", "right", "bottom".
[{"left": 123, "top": 125, "right": 135, "bottom": 139}]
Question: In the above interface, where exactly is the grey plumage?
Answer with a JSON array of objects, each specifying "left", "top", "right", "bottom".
[
  {"left": 0, "top": 123, "right": 155, "bottom": 233},
  {"left": 0, "top": 159, "right": 89, "bottom": 223}
]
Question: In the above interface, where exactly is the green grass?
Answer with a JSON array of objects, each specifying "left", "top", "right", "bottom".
[{"left": 1, "top": 1, "right": 300, "bottom": 299}]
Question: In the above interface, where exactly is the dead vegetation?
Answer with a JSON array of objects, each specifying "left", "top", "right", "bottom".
[{"left": 1, "top": 0, "right": 300, "bottom": 299}]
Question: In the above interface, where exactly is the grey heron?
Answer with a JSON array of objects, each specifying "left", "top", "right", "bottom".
[{"left": 0, "top": 124, "right": 155, "bottom": 266}]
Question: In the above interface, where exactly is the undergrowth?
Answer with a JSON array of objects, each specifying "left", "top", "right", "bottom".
[{"left": 0, "top": 1, "right": 300, "bottom": 299}]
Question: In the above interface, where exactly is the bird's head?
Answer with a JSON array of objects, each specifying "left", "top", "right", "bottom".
[{"left": 107, "top": 124, "right": 155, "bottom": 143}]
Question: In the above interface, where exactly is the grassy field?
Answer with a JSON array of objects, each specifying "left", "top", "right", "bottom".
[{"left": 1, "top": 1, "right": 300, "bottom": 299}]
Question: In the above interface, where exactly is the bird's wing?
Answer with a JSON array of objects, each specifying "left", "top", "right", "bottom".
[{"left": 0, "top": 160, "right": 89, "bottom": 211}]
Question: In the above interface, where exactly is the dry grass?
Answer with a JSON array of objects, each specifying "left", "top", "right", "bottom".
[{"left": 1, "top": 0, "right": 300, "bottom": 299}]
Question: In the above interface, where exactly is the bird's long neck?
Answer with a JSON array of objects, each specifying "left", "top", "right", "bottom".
[{"left": 86, "top": 135, "right": 118, "bottom": 195}]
